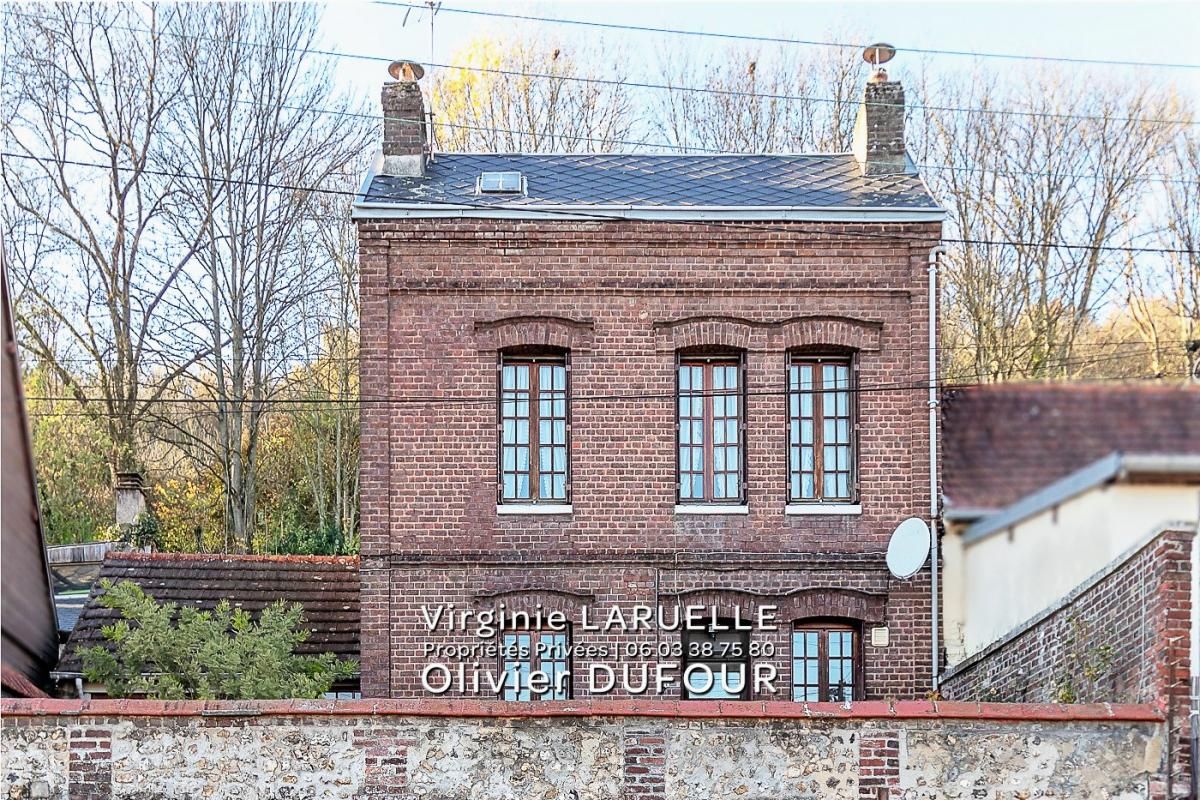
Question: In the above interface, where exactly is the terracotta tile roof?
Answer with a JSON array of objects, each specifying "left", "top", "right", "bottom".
[
  {"left": 56, "top": 552, "right": 359, "bottom": 675},
  {"left": 1, "top": 663, "right": 49, "bottom": 698},
  {"left": 942, "top": 382, "right": 1200, "bottom": 511}
]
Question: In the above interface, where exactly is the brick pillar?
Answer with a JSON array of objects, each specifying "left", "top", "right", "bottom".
[
  {"left": 69, "top": 728, "right": 111, "bottom": 800},
  {"left": 623, "top": 728, "right": 665, "bottom": 800},
  {"left": 1149, "top": 531, "right": 1193, "bottom": 798},
  {"left": 858, "top": 730, "right": 900, "bottom": 799},
  {"left": 355, "top": 727, "right": 413, "bottom": 796},
  {"left": 359, "top": 560, "right": 393, "bottom": 697}
]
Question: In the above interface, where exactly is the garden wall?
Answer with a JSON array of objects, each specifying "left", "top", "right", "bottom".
[{"left": 0, "top": 698, "right": 1173, "bottom": 800}]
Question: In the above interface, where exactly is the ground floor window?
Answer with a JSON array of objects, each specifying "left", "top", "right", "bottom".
[
  {"left": 500, "top": 628, "right": 571, "bottom": 701},
  {"left": 792, "top": 621, "right": 858, "bottom": 702},
  {"left": 682, "top": 618, "right": 750, "bottom": 700}
]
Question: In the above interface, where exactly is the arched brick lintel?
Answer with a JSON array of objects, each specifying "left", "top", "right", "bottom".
[
  {"left": 654, "top": 315, "right": 882, "bottom": 353},
  {"left": 474, "top": 316, "right": 595, "bottom": 352},
  {"left": 662, "top": 587, "right": 887, "bottom": 627},
  {"left": 772, "top": 317, "right": 882, "bottom": 353}
]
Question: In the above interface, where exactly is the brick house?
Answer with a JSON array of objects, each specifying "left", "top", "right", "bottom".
[{"left": 353, "top": 61, "right": 945, "bottom": 700}]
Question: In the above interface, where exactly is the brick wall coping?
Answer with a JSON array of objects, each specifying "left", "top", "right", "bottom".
[{"left": 0, "top": 698, "right": 1163, "bottom": 723}]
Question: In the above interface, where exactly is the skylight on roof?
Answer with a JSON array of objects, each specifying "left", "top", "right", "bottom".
[{"left": 477, "top": 171, "right": 524, "bottom": 194}]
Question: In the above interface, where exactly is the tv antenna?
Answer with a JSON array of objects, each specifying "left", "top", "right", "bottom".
[{"left": 401, "top": 1, "right": 442, "bottom": 65}]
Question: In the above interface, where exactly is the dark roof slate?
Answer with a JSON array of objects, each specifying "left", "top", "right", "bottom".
[
  {"left": 362, "top": 153, "right": 940, "bottom": 209},
  {"left": 56, "top": 553, "right": 359, "bottom": 674},
  {"left": 942, "top": 382, "right": 1200, "bottom": 511}
]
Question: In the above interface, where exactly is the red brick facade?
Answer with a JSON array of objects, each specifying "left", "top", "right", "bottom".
[{"left": 357, "top": 218, "right": 943, "bottom": 701}]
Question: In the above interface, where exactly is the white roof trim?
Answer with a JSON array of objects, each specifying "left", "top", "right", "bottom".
[
  {"left": 351, "top": 203, "right": 946, "bottom": 223},
  {"left": 962, "top": 451, "right": 1200, "bottom": 545}
]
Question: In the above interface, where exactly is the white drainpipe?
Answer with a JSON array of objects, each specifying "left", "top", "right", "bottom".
[{"left": 928, "top": 245, "right": 947, "bottom": 694}]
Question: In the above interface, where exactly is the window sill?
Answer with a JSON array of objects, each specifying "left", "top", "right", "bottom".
[
  {"left": 785, "top": 503, "right": 862, "bottom": 516},
  {"left": 675, "top": 504, "right": 749, "bottom": 515},
  {"left": 497, "top": 504, "right": 573, "bottom": 516}
]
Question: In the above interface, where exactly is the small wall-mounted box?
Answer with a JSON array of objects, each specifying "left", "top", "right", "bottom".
[{"left": 870, "top": 626, "right": 890, "bottom": 647}]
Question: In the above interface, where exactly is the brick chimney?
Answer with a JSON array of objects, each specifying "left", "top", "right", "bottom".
[
  {"left": 114, "top": 471, "right": 146, "bottom": 527},
  {"left": 381, "top": 60, "right": 427, "bottom": 178},
  {"left": 851, "top": 68, "right": 907, "bottom": 176}
]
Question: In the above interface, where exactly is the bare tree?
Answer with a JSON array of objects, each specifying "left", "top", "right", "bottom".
[
  {"left": 2, "top": 3, "right": 205, "bottom": 479},
  {"left": 291, "top": 187, "right": 361, "bottom": 549},
  {"left": 923, "top": 69, "right": 1185, "bottom": 380},
  {"left": 430, "top": 33, "right": 635, "bottom": 152},
  {"left": 156, "top": 4, "right": 371, "bottom": 552},
  {"left": 652, "top": 39, "right": 864, "bottom": 153}
]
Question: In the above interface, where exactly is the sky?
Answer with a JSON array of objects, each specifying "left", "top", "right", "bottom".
[{"left": 319, "top": 0, "right": 1200, "bottom": 109}]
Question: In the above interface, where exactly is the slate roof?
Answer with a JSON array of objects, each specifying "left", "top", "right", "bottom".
[
  {"left": 942, "top": 382, "right": 1200, "bottom": 511},
  {"left": 360, "top": 153, "right": 940, "bottom": 210},
  {"left": 54, "top": 593, "right": 87, "bottom": 635},
  {"left": 56, "top": 552, "right": 359, "bottom": 675}
]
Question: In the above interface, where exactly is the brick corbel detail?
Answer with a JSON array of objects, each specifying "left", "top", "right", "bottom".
[{"left": 474, "top": 316, "right": 595, "bottom": 352}]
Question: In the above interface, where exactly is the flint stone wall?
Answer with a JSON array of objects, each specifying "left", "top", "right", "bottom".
[{"left": 0, "top": 699, "right": 1171, "bottom": 800}]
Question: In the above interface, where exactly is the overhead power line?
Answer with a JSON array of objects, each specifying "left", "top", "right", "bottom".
[
  {"left": 3, "top": 151, "right": 1194, "bottom": 256},
  {"left": 7, "top": 9, "right": 1198, "bottom": 128},
  {"left": 3, "top": 54, "right": 1191, "bottom": 182},
  {"left": 375, "top": 1, "right": 1200, "bottom": 71},
  {"left": 22, "top": 352, "right": 1191, "bottom": 413}
]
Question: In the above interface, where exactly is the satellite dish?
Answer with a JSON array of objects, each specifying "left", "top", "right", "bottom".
[{"left": 886, "top": 517, "right": 931, "bottom": 579}]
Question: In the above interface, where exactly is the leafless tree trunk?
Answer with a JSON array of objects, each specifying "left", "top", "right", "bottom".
[
  {"left": 652, "top": 39, "right": 864, "bottom": 153},
  {"left": 157, "top": 4, "right": 370, "bottom": 553},
  {"left": 2, "top": 3, "right": 205, "bottom": 480},
  {"left": 292, "top": 188, "right": 361, "bottom": 549},
  {"left": 922, "top": 70, "right": 1185, "bottom": 380}
]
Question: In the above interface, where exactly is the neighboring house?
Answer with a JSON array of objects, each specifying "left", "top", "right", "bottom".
[
  {"left": 353, "top": 62, "right": 946, "bottom": 700},
  {"left": 0, "top": 268, "right": 56, "bottom": 698},
  {"left": 940, "top": 382, "right": 1200, "bottom": 666},
  {"left": 53, "top": 552, "right": 361, "bottom": 698},
  {"left": 937, "top": 382, "right": 1199, "bottom": 792}
]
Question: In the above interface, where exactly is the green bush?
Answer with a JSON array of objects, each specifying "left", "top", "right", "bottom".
[{"left": 79, "top": 580, "right": 356, "bottom": 699}]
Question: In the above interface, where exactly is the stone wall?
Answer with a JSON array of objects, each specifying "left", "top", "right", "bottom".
[{"left": 0, "top": 698, "right": 1172, "bottom": 800}]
